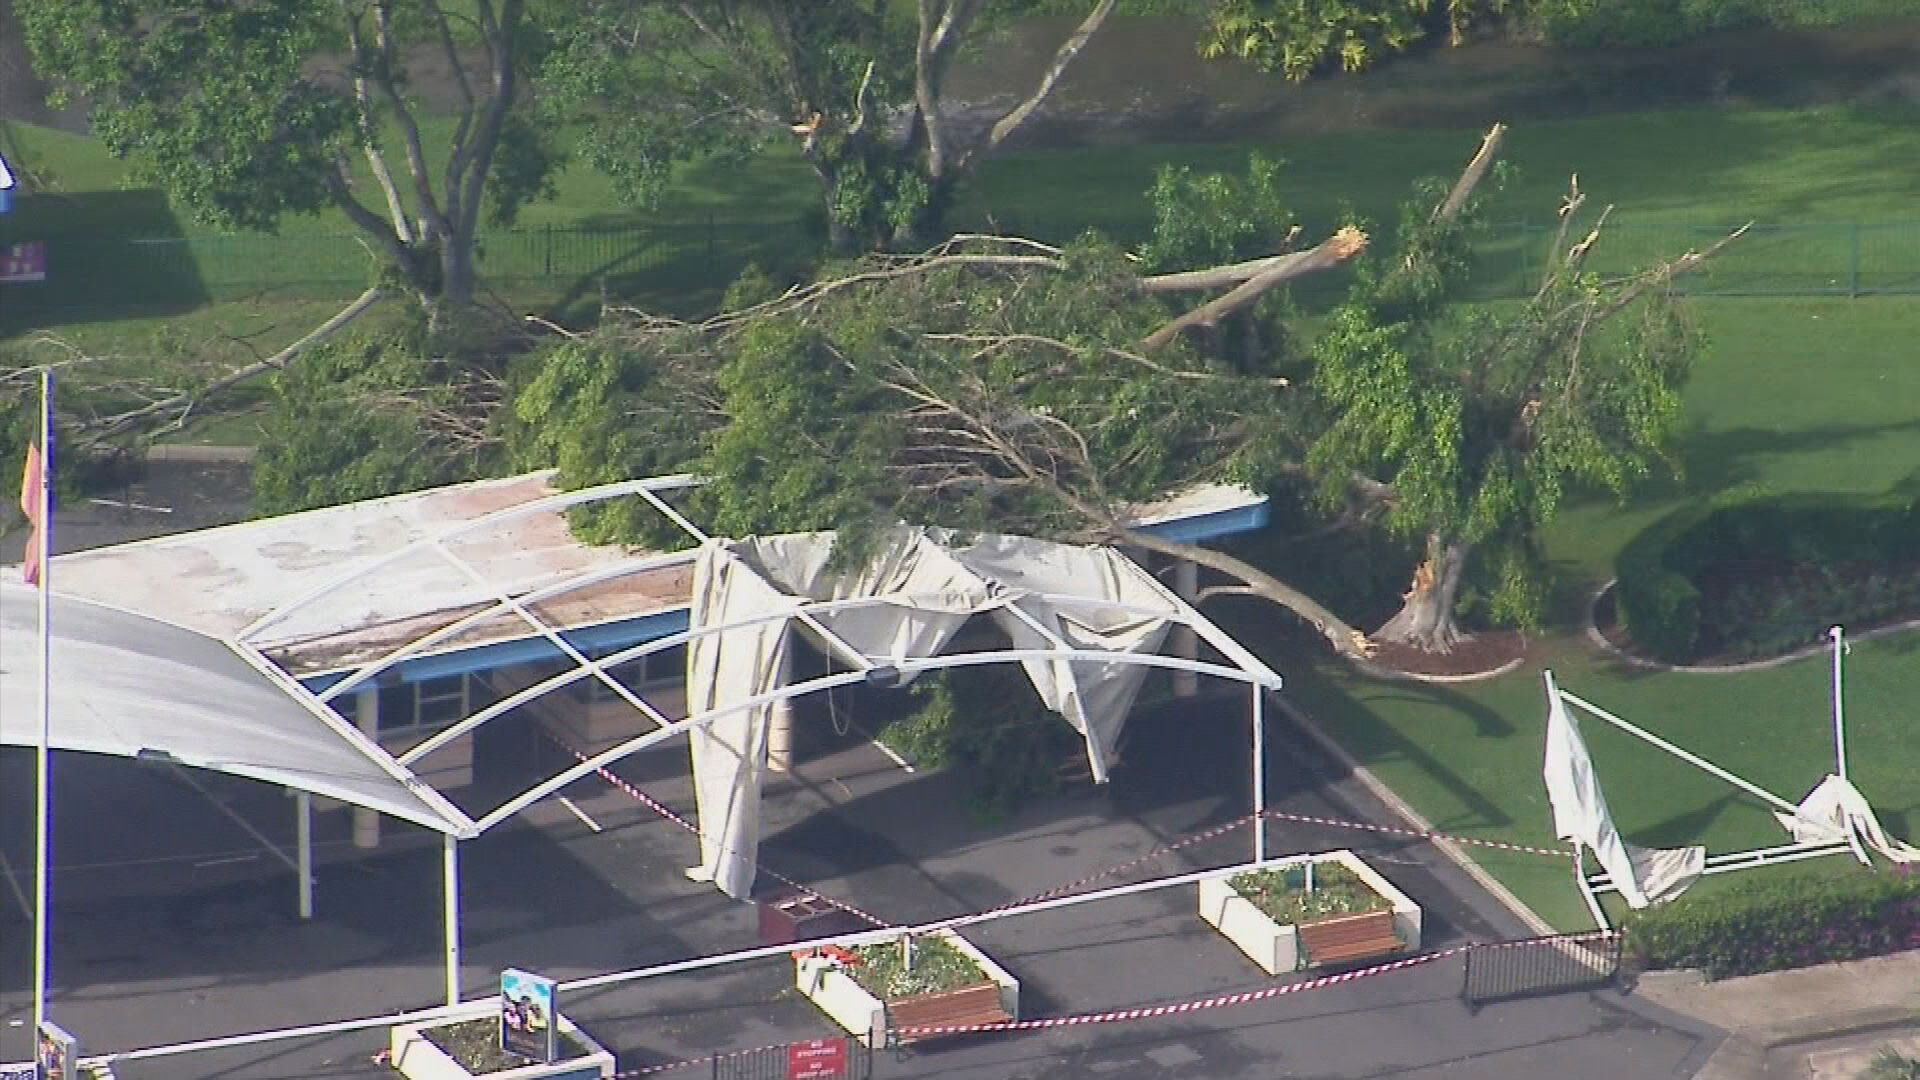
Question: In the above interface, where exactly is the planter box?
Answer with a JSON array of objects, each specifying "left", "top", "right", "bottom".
[
  {"left": 795, "top": 930, "right": 1019, "bottom": 1048},
  {"left": 390, "top": 1004, "right": 615, "bottom": 1080},
  {"left": 1198, "top": 849, "right": 1422, "bottom": 975}
]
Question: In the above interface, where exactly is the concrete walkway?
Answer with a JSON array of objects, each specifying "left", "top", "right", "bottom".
[{"left": 1634, "top": 948, "right": 1920, "bottom": 1078}]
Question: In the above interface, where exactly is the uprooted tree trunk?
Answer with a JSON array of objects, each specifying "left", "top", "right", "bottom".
[
  {"left": 1119, "top": 526, "right": 1376, "bottom": 662},
  {"left": 1374, "top": 533, "right": 1472, "bottom": 653}
]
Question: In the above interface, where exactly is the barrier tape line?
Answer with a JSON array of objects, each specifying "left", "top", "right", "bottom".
[
  {"left": 613, "top": 931, "right": 1623, "bottom": 1072},
  {"left": 1260, "top": 810, "right": 1575, "bottom": 859},
  {"left": 984, "top": 814, "right": 1259, "bottom": 913},
  {"left": 543, "top": 729, "right": 895, "bottom": 930}
]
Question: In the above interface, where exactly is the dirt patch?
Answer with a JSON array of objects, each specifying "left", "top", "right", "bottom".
[{"left": 1366, "top": 629, "right": 1529, "bottom": 678}]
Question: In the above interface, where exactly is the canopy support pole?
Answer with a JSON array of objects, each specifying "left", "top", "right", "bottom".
[
  {"left": 1252, "top": 688, "right": 1267, "bottom": 861},
  {"left": 1828, "top": 625, "right": 1848, "bottom": 783},
  {"left": 1557, "top": 689, "right": 1799, "bottom": 815},
  {"left": 295, "top": 791, "right": 314, "bottom": 920},
  {"left": 443, "top": 836, "right": 461, "bottom": 1006}
]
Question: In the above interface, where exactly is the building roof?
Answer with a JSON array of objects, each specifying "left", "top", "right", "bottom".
[{"left": 30, "top": 472, "right": 1268, "bottom": 680}]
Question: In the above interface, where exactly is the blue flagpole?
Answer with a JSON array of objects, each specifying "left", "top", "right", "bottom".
[{"left": 33, "top": 364, "right": 54, "bottom": 1035}]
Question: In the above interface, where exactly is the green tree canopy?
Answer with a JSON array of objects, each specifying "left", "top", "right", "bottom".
[{"left": 20, "top": 0, "right": 561, "bottom": 322}]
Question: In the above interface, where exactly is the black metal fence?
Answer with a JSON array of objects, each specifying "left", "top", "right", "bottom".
[
  {"left": 1460, "top": 933, "right": 1623, "bottom": 1008},
  {"left": 711, "top": 1037, "right": 871, "bottom": 1080}
]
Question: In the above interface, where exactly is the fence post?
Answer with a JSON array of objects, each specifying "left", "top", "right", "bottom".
[
  {"left": 544, "top": 223, "right": 554, "bottom": 279},
  {"left": 1848, "top": 223, "right": 1860, "bottom": 298}
]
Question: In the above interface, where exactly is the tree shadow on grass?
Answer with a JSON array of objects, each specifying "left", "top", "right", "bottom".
[{"left": 0, "top": 189, "right": 210, "bottom": 332}]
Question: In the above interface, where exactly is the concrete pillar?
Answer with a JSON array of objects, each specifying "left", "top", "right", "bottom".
[
  {"left": 1173, "top": 559, "right": 1200, "bottom": 698},
  {"left": 766, "top": 652, "right": 796, "bottom": 773},
  {"left": 353, "top": 687, "right": 382, "bottom": 849}
]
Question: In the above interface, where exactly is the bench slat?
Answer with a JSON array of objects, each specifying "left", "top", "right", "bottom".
[
  {"left": 888, "top": 983, "right": 1011, "bottom": 1043},
  {"left": 1297, "top": 909, "right": 1402, "bottom": 967}
]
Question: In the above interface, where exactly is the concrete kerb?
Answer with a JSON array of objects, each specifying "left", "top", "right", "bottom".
[
  {"left": 1691, "top": 1007, "right": 1920, "bottom": 1080},
  {"left": 143, "top": 444, "right": 257, "bottom": 463},
  {"left": 1267, "top": 694, "right": 1559, "bottom": 937}
]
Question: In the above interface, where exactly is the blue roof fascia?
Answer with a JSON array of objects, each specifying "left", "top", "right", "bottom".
[
  {"left": 300, "top": 606, "right": 691, "bottom": 693},
  {"left": 1130, "top": 499, "right": 1270, "bottom": 546},
  {"left": 297, "top": 497, "right": 1266, "bottom": 692}
]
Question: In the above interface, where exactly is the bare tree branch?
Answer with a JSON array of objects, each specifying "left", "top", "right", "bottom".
[
  {"left": 1433, "top": 122, "right": 1507, "bottom": 223},
  {"left": 1141, "top": 227, "right": 1369, "bottom": 353},
  {"left": 371, "top": 0, "right": 453, "bottom": 240},
  {"left": 956, "top": 0, "right": 1116, "bottom": 174},
  {"left": 77, "top": 288, "right": 389, "bottom": 447},
  {"left": 342, "top": 4, "right": 415, "bottom": 245}
]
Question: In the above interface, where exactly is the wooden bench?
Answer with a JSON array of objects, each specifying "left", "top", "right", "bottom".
[
  {"left": 1297, "top": 909, "right": 1404, "bottom": 968},
  {"left": 886, "top": 982, "right": 1011, "bottom": 1046}
]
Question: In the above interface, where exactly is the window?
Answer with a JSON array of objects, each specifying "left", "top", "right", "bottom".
[
  {"left": 373, "top": 674, "right": 471, "bottom": 736},
  {"left": 569, "top": 643, "right": 687, "bottom": 705}
]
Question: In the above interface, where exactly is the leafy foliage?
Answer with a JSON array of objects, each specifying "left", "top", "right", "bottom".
[
  {"left": 253, "top": 328, "right": 492, "bottom": 515},
  {"left": 845, "top": 933, "right": 992, "bottom": 999},
  {"left": 19, "top": 0, "right": 562, "bottom": 314},
  {"left": 1624, "top": 867, "right": 1920, "bottom": 979},
  {"left": 1613, "top": 492, "right": 1920, "bottom": 662},
  {"left": 1198, "top": 0, "right": 1536, "bottom": 80},
  {"left": 1230, "top": 861, "right": 1391, "bottom": 924},
  {"left": 879, "top": 666, "right": 1084, "bottom": 820}
]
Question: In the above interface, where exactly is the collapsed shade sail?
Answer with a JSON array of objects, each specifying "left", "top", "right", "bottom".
[
  {"left": 687, "top": 527, "right": 1181, "bottom": 900},
  {"left": 1544, "top": 689, "right": 1702, "bottom": 908},
  {"left": 0, "top": 585, "right": 466, "bottom": 835}
]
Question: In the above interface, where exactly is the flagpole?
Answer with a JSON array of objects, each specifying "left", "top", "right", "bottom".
[{"left": 33, "top": 364, "right": 53, "bottom": 1035}]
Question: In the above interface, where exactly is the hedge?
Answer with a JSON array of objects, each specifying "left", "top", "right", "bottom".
[
  {"left": 1624, "top": 866, "right": 1920, "bottom": 979},
  {"left": 1613, "top": 491, "right": 1920, "bottom": 663}
]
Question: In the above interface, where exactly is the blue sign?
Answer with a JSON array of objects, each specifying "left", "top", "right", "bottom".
[{"left": 500, "top": 968, "right": 559, "bottom": 1064}]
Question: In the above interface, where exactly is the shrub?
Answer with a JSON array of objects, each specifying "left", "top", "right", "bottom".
[
  {"left": 1613, "top": 492, "right": 1920, "bottom": 663},
  {"left": 1624, "top": 868, "right": 1920, "bottom": 979},
  {"left": 878, "top": 666, "right": 1083, "bottom": 822}
]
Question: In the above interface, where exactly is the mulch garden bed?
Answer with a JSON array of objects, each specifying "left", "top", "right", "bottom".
[{"left": 1366, "top": 629, "right": 1531, "bottom": 678}]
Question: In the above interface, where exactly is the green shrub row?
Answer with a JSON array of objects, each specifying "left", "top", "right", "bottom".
[
  {"left": 1624, "top": 866, "right": 1920, "bottom": 979},
  {"left": 1613, "top": 491, "right": 1920, "bottom": 663}
]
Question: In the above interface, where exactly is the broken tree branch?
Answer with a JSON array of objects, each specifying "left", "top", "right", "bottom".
[
  {"left": 78, "top": 287, "right": 389, "bottom": 447},
  {"left": 1140, "top": 226, "right": 1368, "bottom": 353}
]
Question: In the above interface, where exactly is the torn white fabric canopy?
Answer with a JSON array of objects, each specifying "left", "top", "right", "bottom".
[
  {"left": 1775, "top": 774, "right": 1920, "bottom": 864},
  {"left": 687, "top": 527, "right": 1179, "bottom": 900},
  {"left": 1544, "top": 691, "right": 1703, "bottom": 907},
  {"left": 0, "top": 585, "right": 467, "bottom": 836}
]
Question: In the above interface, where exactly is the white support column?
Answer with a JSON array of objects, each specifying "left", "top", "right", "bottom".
[
  {"left": 1252, "top": 686, "right": 1267, "bottom": 861},
  {"left": 1172, "top": 560, "right": 1200, "bottom": 698},
  {"left": 353, "top": 688, "right": 382, "bottom": 850},
  {"left": 1828, "top": 625, "right": 1848, "bottom": 783},
  {"left": 766, "top": 652, "right": 796, "bottom": 774},
  {"left": 443, "top": 835, "right": 461, "bottom": 1006},
  {"left": 295, "top": 791, "right": 314, "bottom": 921}
]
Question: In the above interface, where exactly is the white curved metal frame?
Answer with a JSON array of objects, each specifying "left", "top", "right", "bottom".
[{"left": 226, "top": 476, "right": 1284, "bottom": 1007}]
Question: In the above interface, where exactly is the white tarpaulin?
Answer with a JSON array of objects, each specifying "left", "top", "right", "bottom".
[
  {"left": 686, "top": 527, "right": 1180, "bottom": 899},
  {"left": 1545, "top": 690, "right": 1703, "bottom": 908},
  {"left": 0, "top": 585, "right": 467, "bottom": 835},
  {"left": 1775, "top": 774, "right": 1920, "bottom": 864}
]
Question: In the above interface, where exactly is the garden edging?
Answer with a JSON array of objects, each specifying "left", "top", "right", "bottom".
[{"left": 1584, "top": 578, "right": 1920, "bottom": 675}]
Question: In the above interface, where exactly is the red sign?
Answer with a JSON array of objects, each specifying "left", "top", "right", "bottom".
[
  {"left": 786, "top": 1038, "right": 847, "bottom": 1080},
  {"left": 0, "top": 241, "right": 46, "bottom": 283}
]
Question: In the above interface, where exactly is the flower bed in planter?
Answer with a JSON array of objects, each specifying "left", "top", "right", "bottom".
[
  {"left": 1198, "top": 850, "right": 1422, "bottom": 975},
  {"left": 389, "top": 1008, "right": 615, "bottom": 1080},
  {"left": 795, "top": 930, "right": 1019, "bottom": 1047}
]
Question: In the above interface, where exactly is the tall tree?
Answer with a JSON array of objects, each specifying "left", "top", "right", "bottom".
[
  {"left": 510, "top": 126, "right": 1735, "bottom": 662},
  {"left": 19, "top": 0, "right": 560, "bottom": 326},
  {"left": 1309, "top": 178, "right": 1741, "bottom": 651}
]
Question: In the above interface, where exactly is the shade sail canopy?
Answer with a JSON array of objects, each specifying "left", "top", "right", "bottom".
[
  {"left": 687, "top": 526, "right": 1239, "bottom": 899},
  {"left": 0, "top": 585, "right": 468, "bottom": 835}
]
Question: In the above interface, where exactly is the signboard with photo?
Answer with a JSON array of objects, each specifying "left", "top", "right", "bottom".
[
  {"left": 0, "top": 242, "right": 46, "bottom": 283},
  {"left": 36, "top": 1021, "right": 77, "bottom": 1080},
  {"left": 499, "top": 968, "right": 559, "bottom": 1064}
]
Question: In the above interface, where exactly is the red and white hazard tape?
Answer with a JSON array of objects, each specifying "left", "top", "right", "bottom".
[
  {"left": 896, "top": 930, "right": 1621, "bottom": 1040},
  {"left": 543, "top": 729, "right": 896, "bottom": 930},
  {"left": 1260, "top": 810, "right": 1574, "bottom": 859},
  {"left": 986, "top": 814, "right": 1260, "bottom": 914}
]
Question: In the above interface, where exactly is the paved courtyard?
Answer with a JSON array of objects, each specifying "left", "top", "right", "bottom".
[{"left": 1, "top": 691, "right": 1723, "bottom": 1079}]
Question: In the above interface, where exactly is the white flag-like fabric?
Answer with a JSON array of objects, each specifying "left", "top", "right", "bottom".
[{"left": 1544, "top": 691, "right": 1703, "bottom": 908}]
